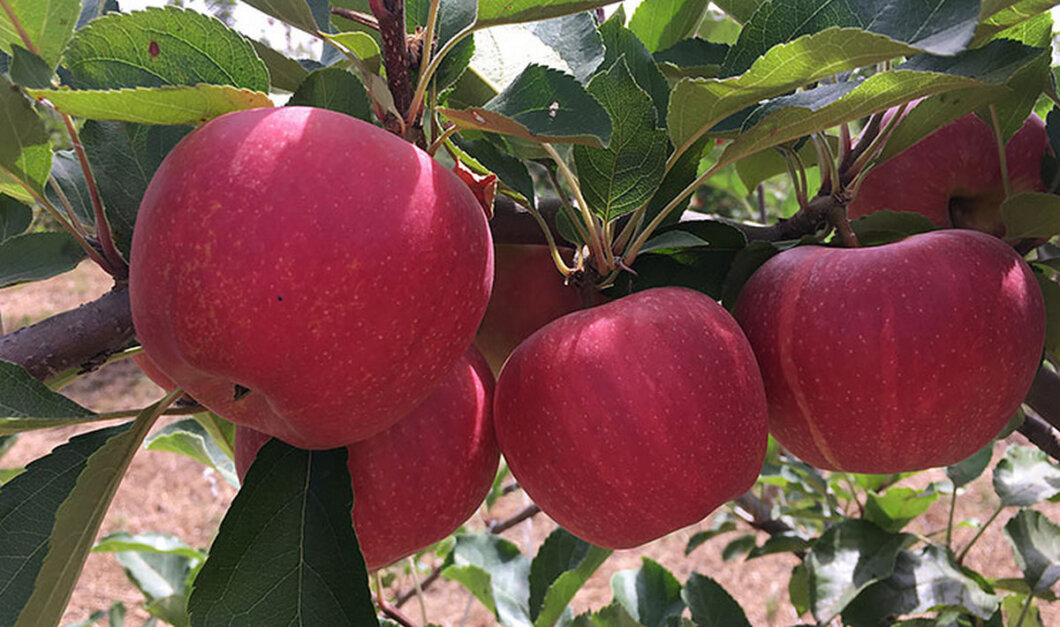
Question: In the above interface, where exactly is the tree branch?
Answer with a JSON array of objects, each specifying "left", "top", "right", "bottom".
[
  {"left": 1018, "top": 412, "right": 1060, "bottom": 462},
  {"left": 369, "top": 0, "right": 416, "bottom": 140},
  {"left": 1024, "top": 366, "right": 1060, "bottom": 431}
]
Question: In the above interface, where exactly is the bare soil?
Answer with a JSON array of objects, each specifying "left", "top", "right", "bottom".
[{"left": 2, "top": 261, "right": 1057, "bottom": 626}]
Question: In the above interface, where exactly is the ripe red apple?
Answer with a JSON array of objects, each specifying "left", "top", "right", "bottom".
[
  {"left": 734, "top": 230, "right": 1045, "bottom": 473},
  {"left": 129, "top": 107, "right": 493, "bottom": 449},
  {"left": 493, "top": 287, "right": 768, "bottom": 549},
  {"left": 235, "top": 348, "right": 499, "bottom": 571},
  {"left": 473, "top": 244, "right": 583, "bottom": 373},
  {"left": 848, "top": 113, "right": 1048, "bottom": 237}
]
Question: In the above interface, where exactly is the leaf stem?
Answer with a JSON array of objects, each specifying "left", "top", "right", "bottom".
[
  {"left": 1014, "top": 592, "right": 1034, "bottom": 627},
  {"left": 956, "top": 502, "right": 1004, "bottom": 564},
  {"left": 407, "top": 29, "right": 475, "bottom": 127},
  {"left": 426, "top": 125, "right": 458, "bottom": 156},
  {"left": 542, "top": 143, "right": 610, "bottom": 274},
  {"left": 407, "top": 557, "right": 429, "bottom": 625},
  {"left": 945, "top": 484, "right": 957, "bottom": 549},
  {"left": 16, "top": 174, "right": 114, "bottom": 274},
  {"left": 46, "top": 175, "right": 91, "bottom": 241}
]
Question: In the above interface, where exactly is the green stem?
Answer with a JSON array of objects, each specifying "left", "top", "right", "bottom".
[
  {"left": 945, "top": 484, "right": 958, "bottom": 549},
  {"left": 956, "top": 503, "right": 1004, "bottom": 564},
  {"left": 47, "top": 176, "right": 91, "bottom": 241},
  {"left": 1014, "top": 592, "right": 1034, "bottom": 627},
  {"left": 407, "top": 28, "right": 474, "bottom": 126}
]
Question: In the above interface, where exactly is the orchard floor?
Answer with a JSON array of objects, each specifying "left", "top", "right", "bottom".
[{"left": 2, "top": 260, "right": 1058, "bottom": 626}]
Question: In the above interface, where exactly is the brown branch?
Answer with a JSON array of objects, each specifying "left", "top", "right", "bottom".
[
  {"left": 1018, "top": 412, "right": 1060, "bottom": 462},
  {"left": 0, "top": 285, "right": 134, "bottom": 380},
  {"left": 329, "top": 7, "right": 379, "bottom": 30},
  {"left": 718, "top": 192, "right": 852, "bottom": 243},
  {"left": 369, "top": 0, "right": 414, "bottom": 139},
  {"left": 1025, "top": 366, "right": 1060, "bottom": 431}
]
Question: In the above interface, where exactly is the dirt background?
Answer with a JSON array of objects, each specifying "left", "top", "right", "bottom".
[{"left": 2, "top": 261, "right": 1057, "bottom": 626}]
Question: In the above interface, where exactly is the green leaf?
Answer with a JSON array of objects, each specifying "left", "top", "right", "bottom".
[
  {"left": 571, "top": 602, "right": 641, "bottom": 627},
  {"left": 530, "top": 529, "right": 611, "bottom": 627},
  {"left": 747, "top": 531, "right": 815, "bottom": 558},
  {"left": 249, "top": 39, "right": 309, "bottom": 93},
  {"left": 0, "top": 396, "right": 173, "bottom": 626},
  {"left": 440, "top": 64, "right": 612, "bottom": 147},
  {"left": 187, "top": 439, "right": 377, "bottom": 626},
  {"left": 78, "top": 120, "right": 190, "bottom": 259},
  {"left": 842, "top": 545, "right": 1002, "bottom": 626},
  {"left": 713, "top": 0, "right": 766, "bottom": 23},
  {"left": 287, "top": 66, "right": 371, "bottom": 121},
  {"left": 974, "top": 0, "right": 1060, "bottom": 46},
  {"left": 477, "top": 0, "right": 618, "bottom": 28},
  {"left": 721, "top": 534, "right": 756, "bottom": 561},
  {"left": 654, "top": 38, "right": 729, "bottom": 80},
  {"left": 76, "top": 0, "right": 119, "bottom": 30},
  {"left": 0, "top": 0, "right": 80, "bottom": 68},
  {"left": 442, "top": 534, "right": 531, "bottom": 626},
  {"left": 734, "top": 138, "right": 825, "bottom": 190},
  {"left": 875, "top": 87, "right": 1005, "bottom": 166},
  {"left": 805, "top": 520, "right": 916, "bottom": 623},
  {"left": 0, "top": 360, "right": 95, "bottom": 432},
  {"left": 1001, "top": 594, "right": 1042, "bottom": 627},
  {"left": 1001, "top": 192, "right": 1060, "bottom": 239},
  {"left": 0, "top": 231, "right": 86, "bottom": 287},
  {"left": 628, "top": 0, "right": 708, "bottom": 53},
  {"left": 320, "top": 31, "right": 381, "bottom": 72},
  {"left": 993, "top": 445, "right": 1060, "bottom": 507},
  {"left": 242, "top": 0, "right": 319, "bottom": 35},
  {"left": 946, "top": 443, "right": 996, "bottom": 488},
  {"left": 408, "top": 0, "right": 477, "bottom": 50},
  {"left": 723, "top": 0, "right": 981, "bottom": 75},
  {"left": 863, "top": 486, "right": 939, "bottom": 533},
  {"left": 46, "top": 150, "right": 94, "bottom": 227},
  {"left": 0, "top": 74, "right": 51, "bottom": 198},
  {"left": 611, "top": 558, "right": 685, "bottom": 627},
  {"left": 62, "top": 7, "right": 269, "bottom": 92},
  {"left": 573, "top": 58, "right": 667, "bottom": 222},
  {"left": 27, "top": 84, "right": 273, "bottom": 126},
  {"left": 598, "top": 13, "right": 669, "bottom": 128},
  {"left": 1004, "top": 509, "right": 1060, "bottom": 593},
  {"left": 682, "top": 573, "right": 751, "bottom": 627},
  {"left": 684, "top": 513, "right": 737, "bottom": 555},
  {"left": 450, "top": 134, "right": 535, "bottom": 205},
  {"left": 145, "top": 418, "right": 238, "bottom": 488},
  {"left": 848, "top": 210, "right": 938, "bottom": 246},
  {"left": 789, "top": 563, "right": 810, "bottom": 617},
  {"left": 9, "top": 46, "right": 52, "bottom": 88},
  {"left": 1034, "top": 271, "right": 1060, "bottom": 362},
  {"left": 93, "top": 531, "right": 205, "bottom": 561},
  {"left": 625, "top": 220, "right": 746, "bottom": 300},
  {"left": 95, "top": 533, "right": 202, "bottom": 626},
  {"left": 989, "top": 48, "right": 1051, "bottom": 142},
  {"left": 529, "top": 12, "right": 604, "bottom": 85},
  {"left": 0, "top": 196, "right": 31, "bottom": 242}
]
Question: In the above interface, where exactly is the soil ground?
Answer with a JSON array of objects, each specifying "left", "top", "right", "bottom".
[{"left": 2, "top": 261, "right": 1057, "bottom": 626}]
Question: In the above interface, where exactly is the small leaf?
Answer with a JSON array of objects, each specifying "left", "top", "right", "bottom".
[
  {"left": 682, "top": 573, "right": 751, "bottom": 627},
  {"left": 947, "top": 443, "right": 996, "bottom": 488},
  {"left": 450, "top": 134, "right": 535, "bottom": 205},
  {"left": 0, "top": 231, "right": 86, "bottom": 287},
  {"left": 1001, "top": 192, "right": 1060, "bottom": 239},
  {"left": 62, "top": 7, "right": 269, "bottom": 92},
  {"left": 96, "top": 533, "right": 201, "bottom": 626},
  {"left": 0, "top": 74, "right": 52, "bottom": 197},
  {"left": 0, "top": 196, "right": 31, "bottom": 242},
  {"left": 93, "top": 531, "right": 205, "bottom": 561},
  {"left": 440, "top": 64, "right": 612, "bottom": 147},
  {"left": 0, "top": 0, "right": 81, "bottom": 68},
  {"left": 684, "top": 513, "right": 737, "bottom": 555},
  {"left": 864, "top": 486, "right": 939, "bottom": 533},
  {"left": 145, "top": 418, "right": 238, "bottom": 488},
  {"left": 789, "top": 563, "right": 810, "bottom": 617},
  {"left": 187, "top": 439, "right": 378, "bottom": 626},
  {"left": 842, "top": 545, "right": 1001, "bottom": 626},
  {"left": 806, "top": 520, "right": 916, "bottom": 623},
  {"left": 442, "top": 534, "right": 531, "bottom": 626},
  {"left": 530, "top": 529, "right": 611, "bottom": 627},
  {"left": 320, "top": 32, "right": 381, "bottom": 73},
  {"left": 1004, "top": 509, "right": 1060, "bottom": 593},
  {"left": 9, "top": 46, "right": 53, "bottom": 89},
  {"left": 0, "top": 360, "right": 96, "bottom": 433},
  {"left": 993, "top": 445, "right": 1060, "bottom": 507},
  {"left": 849, "top": 211, "right": 938, "bottom": 247},
  {"left": 477, "top": 0, "right": 618, "bottom": 28},
  {"left": 249, "top": 39, "right": 308, "bottom": 93},
  {"left": 654, "top": 38, "right": 729, "bottom": 79},
  {"left": 242, "top": 0, "right": 319, "bottom": 35},
  {"left": 1035, "top": 271, "right": 1060, "bottom": 362},
  {"left": 287, "top": 66, "right": 371, "bottom": 122},
  {"left": 611, "top": 558, "right": 685, "bottom": 627},
  {"left": 748, "top": 531, "right": 814, "bottom": 558},
  {"left": 27, "top": 84, "right": 273, "bottom": 126},
  {"left": 721, "top": 534, "right": 757, "bottom": 561}
]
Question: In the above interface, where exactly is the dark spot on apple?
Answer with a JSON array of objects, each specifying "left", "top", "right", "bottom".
[
  {"left": 148, "top": 41, "right": 160, "bottom": 57},
  {"left": 233, "top": 384, "right": 251, "bottom": 401},
  {"left": 276, "top": 295, "right": 283, "bottom": 302}
]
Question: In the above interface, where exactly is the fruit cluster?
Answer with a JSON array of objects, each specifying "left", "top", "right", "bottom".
[{"left": 130, "top": 106, "right": 1048, "bottom": 565}]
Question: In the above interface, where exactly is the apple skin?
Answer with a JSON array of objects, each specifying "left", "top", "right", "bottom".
[
  {"left": 473, "top": 244, "right": 583, "bottom": 374},
  {"left": 493, "top": 287, "right": 768, "bottom": 549},
  {"left": 129, "top": 107, "right": 493, "bottom": 449},
  {"left": 848, "top": 114, "right": 1048, "bottom": 236},
  {"left": 733, "top": 230, "right": 1045, "bottom": 473},
  {"left": 234, "top": 348, "right": 499, "bottom": 571}
]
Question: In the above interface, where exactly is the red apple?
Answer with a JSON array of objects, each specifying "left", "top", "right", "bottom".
[
  {"left": 493, "top": 287, "right": 768, "bottom": 549},
  {"left": 132, "top": 351, "right": 176, "bottom": 391},
  {"left": 129, "top": 107, "right": 493, "bottom": 449},
  {"left": 235, "top": 348, "right": 499, "bottom": 571},
  {"left": 848, "top": 113, "right": 1048, "bottom": 236},
  {"left": 473, "top": 244, "right": 583, "bottom": 374},
  {"left": 734, "top": 230, "right": 1045, "bottom": 473}
]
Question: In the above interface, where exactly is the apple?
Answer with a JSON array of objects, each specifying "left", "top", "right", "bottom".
[
  {"left": 235, "top": 347, "right": 499, "bottom": 571},
  {"left": 493, "top": 287, "right": 768, "bottom": 549},
  {"left": 848, "top": 113, "right": 1048, "bottom": 237},
  {"left": 733, "top": 230, "right": 1045, "bottom": 473},
  {"left": 129, "top": 107, "right": 493, "bottom": 449},
  {"left": 473, "top": 244, "right": 583, "bottom": 374},
  {"left": 132, "top": 351, "right": 175, "bottom": 391}
]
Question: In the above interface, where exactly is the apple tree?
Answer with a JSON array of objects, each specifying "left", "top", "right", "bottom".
[{"left": 1, "top": 0, "right": 1060, "bottom": 624}]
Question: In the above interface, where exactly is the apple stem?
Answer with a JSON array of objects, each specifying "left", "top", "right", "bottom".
[
  {"left": 989, "top": 105, "right": 1012, "bottom": 198},
  {"left": 543, "top": 144, "right": 613, "bottom": 275}
]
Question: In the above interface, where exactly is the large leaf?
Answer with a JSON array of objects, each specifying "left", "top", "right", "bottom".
[
  {"left": 806, "top": 520, "right": 916, "bottom": 623},
  {"left": 598, "top": 13, "right": 670, "bottom": 128},
  {"left": 993, "top": 445, "right": 1060, "bottom": 507},
  {"left": 62, "top": 7, "right": 269, "bottom": 92},
  {"left": 529, "top": 529, "right": 611, "bottom": 627},
  {"left": 573, "top": 59, "right": 667, "bottom": 222},
  {"left": 0, "top": 0, "right": 80, "bottom": 68},
  {"left": 0, "top": 360, "right": 96, "bottom": 433},
  {"left": 628, "top": 0, "right": 708, "bottom": 53},
  {"left": 0, "top": 74, "right": 51, "bottom": 198},
  {"left": 476, "top": 0, "right": 618, "bottom": 28},
  {"left": 946, "top": 443, "right": 996, "bottom": 488},
  {"left": 0, "top": 231, "right": 86, "bottom": 287},
  {"left": 611, "top": 558, "right": 685, "bottom": 627},
  {"left": 723, "top": 0, "right": 981, "bottom": 76},
  {"left": 287, "top": 66, "right": 372, "bottom": 122},
  {"left": 0, "top": 392, "right": 177, "bottom": 626},
  {"left": 27, "top": 84, "right": 273, "bottom": 126},
  {"left": 1001, "top": 192, "right": 1060, "bottom": 239},
  {"left": 79, "top": 121, "right": 191, "bottom": 259},
  {"left": 442, "top": 534, "right": 532, "bottom": 626},
  {"left": 440, "top": 64, "right": 612, "bottom": 147},
  {"left": 187, "top": 439, "right": 377, "bottom": 625},
  {"left": 145, "top": 418, "right": 238, "bottom": 488},
  {"left": 842, "top": 545, "right": 1002, "bottom": 625},
  {"left": 682, "top": 573, "right": 751, "bottom": 627},
  {"left": 974, "top": 0, "right": 1060, "bottom": 45},
  {"left": 1004, "top": 509, "right": 1060, "bottom": 593}
]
